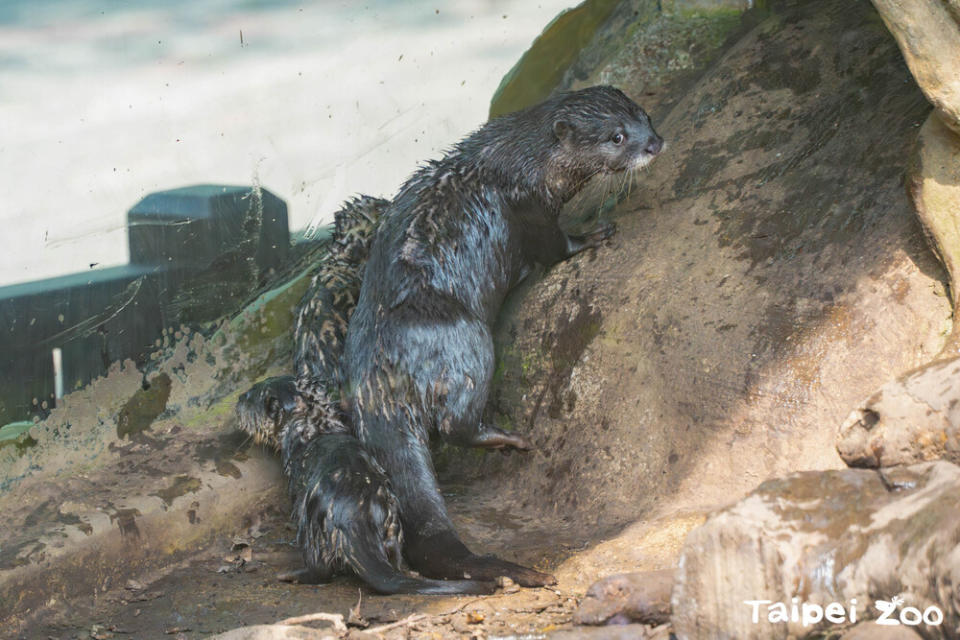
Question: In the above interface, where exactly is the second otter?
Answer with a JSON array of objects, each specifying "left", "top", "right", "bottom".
[
  {"left": 237, "top": 376, "right": 494, "bottom": 595},
  {"left": 343, "top": 86, "right": 663, "bottom": 585}
]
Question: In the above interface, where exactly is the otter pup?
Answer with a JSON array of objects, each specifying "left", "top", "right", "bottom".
[
  {"left": 293, "top": 195, "right": 388, "bottom": 388},
  {"left": 237, "top": 376, "right": 494, "bottom": 595},
  {"left": 343, "top": 86, "right": 663, "bottom": 585}
]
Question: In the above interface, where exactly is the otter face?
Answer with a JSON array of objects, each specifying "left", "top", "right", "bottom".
[
  {"left": 552, "top": 86, "right": 663, "bottom": 175},
  {"left": 236, "top": 375, "right": 303, "bottom": 449}
]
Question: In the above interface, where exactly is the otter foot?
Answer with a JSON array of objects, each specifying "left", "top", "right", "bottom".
[
  {"left": 408, "top": 531, "right": 555, "bottom": 587},
  {"left": 459, "top": 554, "right": 557, "bottom": 587},
  {"left": 586, "top": 220, "right": 617, "bottom": 245},
  {"left": 468, "top": 423, "right": 534, "bottom": 452}
]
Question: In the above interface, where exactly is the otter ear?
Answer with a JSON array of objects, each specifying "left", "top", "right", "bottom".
[{"left": 553, "top": 119, "right": 573, "bottom": 142}]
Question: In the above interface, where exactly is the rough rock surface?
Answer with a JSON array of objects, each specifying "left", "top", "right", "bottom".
[
  {"left": 840, "top": 623, "right": 923, "bottom": 640},
  {"left": 838, "top": 355, "right": 960, "bottom": 467},
  {"left": 574, "top": 569, "right": 674, "bottom": 626},
  {"left": 837, "top": 50, "right": 960, "bottom": 472},
  {"left": 870, "top": 0, "right": 960, "bottom": 134},
  {"left": 672, "top": 461, "right": 960, "bottom": 640},
  {"left": 909, "top": 111, "right": 960, "bottom": 318},
  {"left": 208, "top": 625, "right": 334, "bottom": 640},
  {"left": 446, "top": 0, "right": 948, "bottom": 551}
]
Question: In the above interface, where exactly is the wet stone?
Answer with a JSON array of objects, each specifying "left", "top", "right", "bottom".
[
  {"left": 575, "top": 569, "right": 674, "bottom": 626},
  {"left": 672, "top": 461, "right": 960, "bottom": 640},
  {"left": 838, "top": 355, "right": 960, "bottom": 468},
  {"left": 840, "top": 622, "right": 923, "bottom": 640}
]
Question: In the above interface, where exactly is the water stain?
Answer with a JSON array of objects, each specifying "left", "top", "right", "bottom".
[
  {"left": 117, "top": 373, "right": 171, "bottom": 439},
  {"left": 150, "top": 475, "right": 201, "bottom": 509},
  {"left": 109, "top": 508, "right": 142, "bottom": 543}
]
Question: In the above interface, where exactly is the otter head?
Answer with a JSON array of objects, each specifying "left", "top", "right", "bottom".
[
  {"left": 236, "top": 375, "right": 304, "bottom": 450},
  {"left": 551, "top": 86, "right": 663, "bottom": 177}
]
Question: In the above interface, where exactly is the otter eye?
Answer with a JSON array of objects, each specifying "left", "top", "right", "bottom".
[{"left": 611, "top": 132, "right": 624, "bottom": 145}]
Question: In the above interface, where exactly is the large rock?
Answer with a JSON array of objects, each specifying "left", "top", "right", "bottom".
[
  {"left": 870, "top": 0, "right": 960, "bottom": 134},
  {"left": 838, "top": 355, "right": 960, "bottom": 467},
  {"left": 908, "top": 112, "right": 960, "bottom": 317},
  {"left": 837, "top": 90, "right": 960, "bottom": 470},
  {"left": 574, "top": 569, "right": 674, "bottom": 626},
  {"left": 671, "top": 461, "right": 960, "bottom": 640},
  {"left": 448, "top": 0, "right": 949, "bottom": 549}
]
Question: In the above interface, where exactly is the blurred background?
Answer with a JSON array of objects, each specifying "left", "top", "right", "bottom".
[{"left": 0, "top": 0, "right": 574, "bottom": 287}]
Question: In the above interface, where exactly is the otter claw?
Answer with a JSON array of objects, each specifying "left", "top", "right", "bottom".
[{"left": 590, "top": 221, "right": 617, "bottom": 243}]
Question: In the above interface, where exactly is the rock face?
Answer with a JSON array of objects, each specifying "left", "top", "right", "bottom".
[
  {"left": 574, "top": 569, "right": 674, "bottom": 626},
  {"left": 672, "top": 461, "right": 960, "bottom": 640},
  {"left": 446, "top": 0, "right": 949, "bottom": 544},
  {"left": 837, "top": 9, "right": 960, "bottom": 475},
  {"left": 908, "top": 111, "right": 960, "bottom": 319},
  {"left": 869, "top": 0, "right": 960, "bottom": 134}
]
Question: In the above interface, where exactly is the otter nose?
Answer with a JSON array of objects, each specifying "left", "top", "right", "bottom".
[{"left": 645, "top": 136, "right": 663, "bottom": 156}]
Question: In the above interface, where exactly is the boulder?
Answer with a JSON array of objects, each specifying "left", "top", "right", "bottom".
[
  {"left": 870, "top": 0, "right": 960, "bottom": 134},
  {"left": 672, "top": 461, "right": 960, "bottom": 639},
  {"left": 574, "top": 569, "right": 675, "bottom": 626},
  {"left": 838, "top": 356, "right": 960, "bottom": 467},
  {"left": 837, "top": 79, "right": 960, "bottom": 470}
]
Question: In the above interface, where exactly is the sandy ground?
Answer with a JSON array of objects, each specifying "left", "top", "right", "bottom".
[{"left": 0, "top": 0, "right": 575, "bottom": 287}]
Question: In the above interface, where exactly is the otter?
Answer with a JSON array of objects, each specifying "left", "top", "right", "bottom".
[
  {"left": 237, "top": 196, "right": 490, "bottom": 595},
  {"left": 239, "top": 197, "right": 492, "bottom": 594},
  {"left": 293, "top": 195, "right": 389, "bottom": 389},
  {"left": 343, "top": 86, "right": 663, "bottom": 586},
  {"left": 237, "top": 376, "right": 494, "bottom": 595}
]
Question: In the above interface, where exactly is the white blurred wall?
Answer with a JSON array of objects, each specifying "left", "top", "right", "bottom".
[{"left": 0, "top": 0, "right": 575, "bottom": 287}]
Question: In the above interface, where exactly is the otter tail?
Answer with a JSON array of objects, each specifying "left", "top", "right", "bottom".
[{"left": 347, "top": 538, "right": 495, "bottom": 596}]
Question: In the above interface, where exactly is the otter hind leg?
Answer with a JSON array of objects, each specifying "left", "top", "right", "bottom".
[
  {"left": 460, "top": 554, "right": 557, "bottom": 588},
  {"left": 408, "top": 530, "right": 556, "bottom": 588},
  {"left": 346, "top": 536, "right": 496, "bottom": 595}
]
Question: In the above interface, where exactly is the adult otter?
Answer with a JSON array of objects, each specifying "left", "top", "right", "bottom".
[
  {"left": 343, "top": 86, "right": 663, "bottom": 586},
  {"left": 237, "top": 376, "right": 494, "bottom": 595}
]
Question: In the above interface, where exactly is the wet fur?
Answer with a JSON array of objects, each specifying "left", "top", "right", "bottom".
[
  {"left": 237, "top": 197, "right": 492, "bottom": 594},
  {"left": 238, "top": 376, "right": 493, "bottom": 595},
  {"left": 293, "top": 195, "right": 388, "bottom": 388},
  {"left": 343, "top": 86, "right": 663, "bottom": 585}
]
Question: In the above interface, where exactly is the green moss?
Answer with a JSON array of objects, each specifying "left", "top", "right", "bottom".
[
  {"left": 0, "top": 421, "right": 37, "bottom": 455},
  {"left": 182, "top": 396, "right": 237, "bottom": 430},
  {"left": 223, "top": 265, "right": 314, "bottom": 355},
  {"left": 150, "top": 474, "right": 202, "bottom": 507},
  {"left": 116, "top": 373, "right": 172, "bottom": 439},
  {"left": 598, "top": 8, "right": 745, "bottom": 92},
  {"left": 489, "top": 0, "right": 621, "bottom": 118}
]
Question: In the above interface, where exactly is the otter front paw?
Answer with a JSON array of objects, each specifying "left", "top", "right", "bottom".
[
  {"left": 564, "top": 222, "right": 617, "bottom": 257},
  {"left": 586, "top": 220, "right": 616, "bottom": 245}
]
